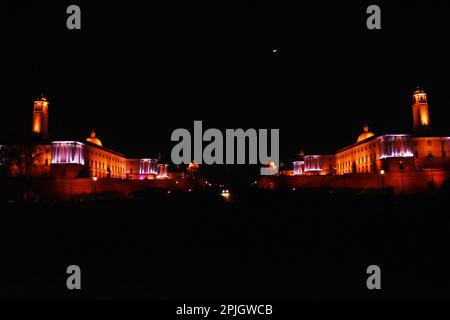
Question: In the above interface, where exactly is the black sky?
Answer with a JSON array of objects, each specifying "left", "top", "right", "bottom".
[{"left": 3, "top": 1, "right": 450, "bottom": 179}]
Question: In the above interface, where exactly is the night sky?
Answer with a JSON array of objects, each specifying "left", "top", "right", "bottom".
[{"left": 3, "top": 1, "right": 450, "bottom": 180}]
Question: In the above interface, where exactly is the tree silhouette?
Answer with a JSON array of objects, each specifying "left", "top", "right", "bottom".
[{"left": 9, "top": 144, "right": 43, "bottom": 178}]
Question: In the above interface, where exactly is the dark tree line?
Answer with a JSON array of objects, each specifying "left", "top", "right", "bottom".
[{"left": 0, "top": 144, "right": 43, "bottom": 178}]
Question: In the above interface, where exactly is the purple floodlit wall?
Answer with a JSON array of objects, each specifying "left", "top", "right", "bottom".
[
  {"left": 379, "top": 135, "right": 413, "bottom": 159},
  {"left": 304, "top": 156, "right": 322, "bottom": 172},
  {"left": 139, "top": 159, "right": 158, "bottom": 175},
  {"left": 293, "top": 161, "right": 304, "bottom": 175},
  {"left": 51, "top": 141, "right": 85, "bottom": 165}
]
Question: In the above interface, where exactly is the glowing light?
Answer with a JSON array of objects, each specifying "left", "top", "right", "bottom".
[
  {"left": 92, "top": 176, "right": 98, "bottom": 181},
  {"left": 379, "top": 153, "right": 414, "bottom": 159},
  {"left": 380, "top": 170, "right": 385, "bottom": 175},
  {"left": 221, "top": 189, "right": 230, "bottom": 198},
  {"left": 420, "top": 108, "right": 429, "bottom": 126},
  {"left": 188, "top": 161, "right": 199, "bottom": 170},
  {"left": 32, "top": 116, "right": 41, "bottom": 133}
]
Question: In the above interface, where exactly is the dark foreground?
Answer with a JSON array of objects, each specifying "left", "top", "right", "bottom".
[{"left": 1, "top": 189, "right": 450, "bottom": 300}]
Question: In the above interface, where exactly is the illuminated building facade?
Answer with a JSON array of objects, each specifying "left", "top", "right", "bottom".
[
  {"left": 157, "top": 164, "right": 169, "bottom": 178},
  {"left": 7, "top": 96, "right": 170, "bottom": 180},
  {"left": 293, "top": 88, "right": 450, "bottom": 176},
  {"left": 303, "top": 155, "right": 336, "bottom": 175},
  {"left": 50, "top": 139, "right": 130, "bottom": 179},
  {"left": 293, "top": 161, "right": 304, "bottom": 175}
]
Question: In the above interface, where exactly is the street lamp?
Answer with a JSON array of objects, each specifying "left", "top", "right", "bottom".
[
  {"left": 92, "top": 176, "right": 98, "bottom": 193},
  {"left": 221, "top": 189, "right": 231, "bottom": 199},
  {"left": 380, "top": 170, "right": 385, "bottom": 190}
]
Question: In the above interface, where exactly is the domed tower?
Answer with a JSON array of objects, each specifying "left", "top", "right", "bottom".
[
  {"left": 357, "top": 124, "right": 374, "bottom": 143},
  {"left": 32, "top": 94, "right": 49, "bottom": 140},
  {"left": 86, "top": 129, "right": 103, "bottom": 147},
  {"left": 412, "top": 87, "right": 431, "bottom": 134}
]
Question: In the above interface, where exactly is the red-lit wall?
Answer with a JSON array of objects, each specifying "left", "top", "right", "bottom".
[
  {"left": 8, "top": 178, "right": 191, "bottom": 201},
  {"left": 259, "top": 170, "right": 450, "bottom": 194}
]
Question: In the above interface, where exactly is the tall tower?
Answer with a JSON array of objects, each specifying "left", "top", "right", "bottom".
[
  {"left": 412, "top": 87, "right": 431, "bottom": 134},
  {"left": 32, "top": 95, "right": 49, "bottom": 140}
]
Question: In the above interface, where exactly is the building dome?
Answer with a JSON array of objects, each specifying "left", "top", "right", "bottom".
[
  {"left": 36, "top": 93, "right": 47, "bottom": 101},
  {"left": 187, "top": 161, "right": 199, "bottom": 171},
  {"left": 357, "top": 124, "right": 374, "bottom": 143},
  {"left": 86, "top": 129, "right": 103, "bottom": 147},
  {"left": 413, "top": 86, "right": 425, "bottom": 94}
]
